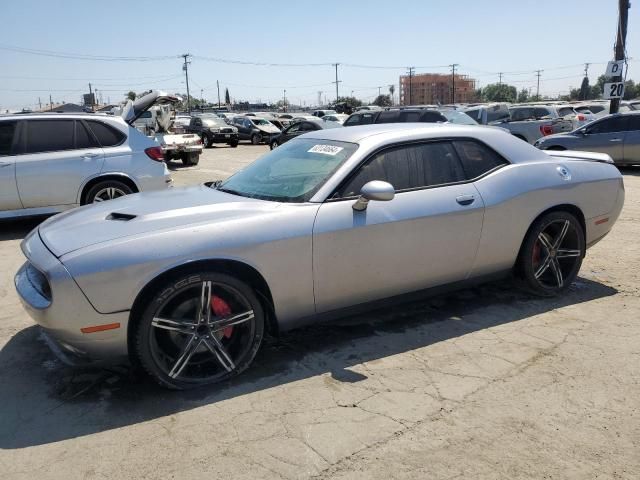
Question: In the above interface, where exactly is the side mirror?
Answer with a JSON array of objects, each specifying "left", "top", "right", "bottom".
[{"left": 352, "top": 181, "right": 395, "bottom": 211}]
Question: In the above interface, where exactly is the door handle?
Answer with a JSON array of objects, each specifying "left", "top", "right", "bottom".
[
  {"left": 0, "top": 162, "right": 11, "bottom": 168},
  {"left": 82, "top": 152, "right": 100, "bottom": 159},
  {"left": 456, "top": 194, "right": 475, "bottom": 206},
  {"left": 609, "top": 138, "right": 622, "bottom": 142}
]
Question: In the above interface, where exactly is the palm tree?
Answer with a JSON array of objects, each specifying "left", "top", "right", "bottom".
[{"left": 388, "top": 85, "right": 395, "bottom": 105}]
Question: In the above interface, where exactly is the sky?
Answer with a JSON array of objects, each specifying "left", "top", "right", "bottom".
[{"left": 0, "top": 0, "right": 637, "bottom": 111}]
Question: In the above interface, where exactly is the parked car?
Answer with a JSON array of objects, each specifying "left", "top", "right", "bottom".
[
  {"left": 312, "top": 109, "right": 337, "bottom": 118},
  {"left": 463, "top": 103, "right": 510, "bottom": 124},
  {"left": 0, "top": 92, "right": 173, "bottom": 219},
  {"left": 231, "top": 116, "right": 281, "bottom": 145},
  {"left": 15, "top": 123, "right": 623, "bottom": 389},
  {"left": 534, "top": 112, "right": 640, "bottom": 165},
  {"left": 490, "top": 105, "right": 574, "bottom": 144},
  {"left": 171, "top": 115, "right": 191, "bottom": 134},
  {"left": 343, "top": 108, "right": 466, "bottom": 127},
  {"left": 187, "top": 116, "right": 238, "bottom": 148},
  {"left": 323, "top": 114, "right": 349, "bottom": 124},
  {"left": 269, "top": 119, "right": 339, "bottom": 149}
]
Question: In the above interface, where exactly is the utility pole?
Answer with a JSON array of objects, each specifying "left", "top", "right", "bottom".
[
  {"left": 332, "top": 63, "right": 341, "bottom": 104},
  {"left": 535, "top": 70, "right": 543, "bottom": 100},
  {"left": 407, "top": 67, "right": 415, "bottom": 105},
  {"left": 200, "top": 89, "right": 204, "bottom": 105},
  {"left": 450, "top": 64, "right": 458, "bottom": 103},
  {"left": 583, "top": 63, "right": 590, "bottom": 77},
  {"left": 38, "top": 97, "right": 42, "bottom": 111},
  {"left": 283, "top": 89, "right": 287, "bottom": 112},
  {"left": 217, "top": 80, "right": 221, "bottom": 108},
  {"left": 49, "top": 94, "right": 53, "bottom": 111},
  {"left": 181, "top": 53, "right": 192, "bottom": 114},
  {"left": 88, "top": 82, "right": 94, "bottom": 111},
  {"left": 498, "top": 72, "right": 503, "bottom": 86},
  {"left": 610, "top": 0, "right": 630, "bottom": 114}
]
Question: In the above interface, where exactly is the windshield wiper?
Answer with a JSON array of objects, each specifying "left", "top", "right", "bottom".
[{"left": 216, "top": 186, "right": 247, "bottom": 197}]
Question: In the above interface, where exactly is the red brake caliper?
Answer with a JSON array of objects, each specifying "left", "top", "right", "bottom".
[
  {"left": 211, "top": 296, "right": 234, "bottom": 338},
  {"left": 532, "top": 239, "right": 541, "bottom": 268}
]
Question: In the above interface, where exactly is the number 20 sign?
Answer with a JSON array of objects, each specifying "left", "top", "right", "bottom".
[{"left": 603, "top": 82, "right": 625, "bottom": 99}]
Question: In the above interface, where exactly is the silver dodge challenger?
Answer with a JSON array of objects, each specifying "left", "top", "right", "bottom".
[{"left": 15, "top": 123, "right": 624, "bottom": 389}]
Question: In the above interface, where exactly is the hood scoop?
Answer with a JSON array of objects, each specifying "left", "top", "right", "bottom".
[{"left": 106, "top": 212, "right": 137, "bottom": 221}]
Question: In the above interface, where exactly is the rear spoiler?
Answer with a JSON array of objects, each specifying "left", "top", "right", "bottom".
[{"left": 543, "top": 150, "right": 614, "bottom": 164}]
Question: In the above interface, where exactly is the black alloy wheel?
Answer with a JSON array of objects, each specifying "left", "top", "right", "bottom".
[
  {"left": 135, "top": 272, "right": 264, "bottom": 389},
  {"left": 518, "top": 211, "right": 585, "bottom": 296}
]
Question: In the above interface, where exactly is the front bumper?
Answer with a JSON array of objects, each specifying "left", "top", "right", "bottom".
[
  {"left": 211, "top": 132, "right": 238, "bottom": 143},
  {"left": 15, "top": 231, "right": 129, "bottom": 365}
]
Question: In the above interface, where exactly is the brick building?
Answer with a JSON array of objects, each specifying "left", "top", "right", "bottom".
[{"left": 399, "top": 73, "right": 477, "bottom": 105}]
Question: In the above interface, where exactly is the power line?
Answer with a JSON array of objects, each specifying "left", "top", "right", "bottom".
[{"left": 0, "top": 43, "right": 178, "bottom": 62}]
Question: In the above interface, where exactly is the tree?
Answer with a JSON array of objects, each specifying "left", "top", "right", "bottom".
[
  {"left": 481, "top": 83, "right": 517, "bottom": 102},
  {"left": 517, "top": 88, "right": 529, "bottom": 103},
  {"left": 388, "top": 84, "right": 395, "bottom": 105},
  {"left": 579, "top": 77, "right": 591, "bottom": 100},
  {"left": 225, "top": 88, "right": 231, "bottom": 105},
  {"left": 623, "top": 80, "right": 638, "bottom": 100},
  {"left": 126, "top": 91, "right": 136, "bottom": 101},
  {"left": 373, "top": 94, "right": 392, "bottom": 107}
]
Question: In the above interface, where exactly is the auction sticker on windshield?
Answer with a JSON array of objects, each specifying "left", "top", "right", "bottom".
[{"left": 308, "top": 144, "right": 344, "bottom": 155}]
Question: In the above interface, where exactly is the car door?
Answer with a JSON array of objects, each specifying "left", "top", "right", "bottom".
[
  {"left": 0, "top": 120, "right": 22, "bottom": 211},
  {"left": 580, "top": 115, "right": 628, "bottom": 162},
  {"left": 281, "top": 122, "right": 304, "bottom": 143},
  {"left": 15, "top": 119, "right": 104, "bottom": 208},
  {"left": 190, "top": 117, "right": 203, "bottom": 134},
  {"left": 623, "top": 114, "right": 640, "bottom": 164},
  {"left": 312, "top": 140, "right": 485, "bottom": 313}
]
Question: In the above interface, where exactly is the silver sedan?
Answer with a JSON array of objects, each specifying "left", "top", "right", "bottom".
[{"left": 16, "top": 123, "right": 624, "bottom": 389}]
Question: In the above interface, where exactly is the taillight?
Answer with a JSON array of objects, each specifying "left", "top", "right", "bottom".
[
  {"left": 576, "top": 114, "right": 586, "bottom": 121},
  {"left": 539, "top": 125, "right": 553, "bottom": 136},
  {"left": 144, "top": 146, "right": 164, "bottom": 162}
]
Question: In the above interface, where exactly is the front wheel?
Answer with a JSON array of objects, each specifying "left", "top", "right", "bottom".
[
  {"left": 85, "top": 180, "right": 133, "bottom": 204},
  {"left": 134, "top": 272, "right": 265, "bottom": 389},
  {"left": 251, "top": 133, "right": 261, "bottom": 145},
  {"left": 516, "top": 211, "right": 585, "bottom": 296},
  {"left": 270, "top": 140, "right": 279, "bottom": 150},
  {"left": 201, "top": 134, "right": 211, "bottom": 148},
  {"left": 229, "top": 141, "right": 238, "bottom": 148}
]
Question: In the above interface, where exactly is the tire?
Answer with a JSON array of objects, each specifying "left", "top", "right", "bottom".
[
  {"left": 201, "top": 134, "right": 211, "bottom": 148},
  {"left": 84, "top": 179, "right": 133, "bottom": 204},
  {"left": 134, "top": 271, "right": 265, "bottom": 390},
  {"left": 229, "top": 141, "right": 238, "bottom": 148},
  {"left": 516, "top": 211, "right": 585, "bottom": 296},
  {"left": 181, "top": 152, "right": 200, "bottom": 166},
  {"left": 270, "top": 140, "right": 279, "bottom": 150},
  {"left": 251, "top": 133, "right": 261, "bottom": 145}
]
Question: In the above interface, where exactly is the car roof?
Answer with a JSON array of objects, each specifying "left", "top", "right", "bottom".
[{"left": 0, "top": 112, "right": 126, "bottom": 123}]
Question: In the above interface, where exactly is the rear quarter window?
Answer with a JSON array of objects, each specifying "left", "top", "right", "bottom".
[
  {"left": 453, "top": 140, "right": 508, "bottom": 179},
  {"left": 0, "top": 121, "right": 17, "bottom": 156},
  {"left": 86, "top": 121, "right": 125, "bottom": 147}
]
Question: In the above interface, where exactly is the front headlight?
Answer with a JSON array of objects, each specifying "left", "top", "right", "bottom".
[{"left": 209, "top": 127, "right": 220, "bottom": 133}]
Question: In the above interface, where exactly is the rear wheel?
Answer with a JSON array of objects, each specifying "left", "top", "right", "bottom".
[
  {"left": 134, "top": 271, "right": 264, "bottom": 389},
  {"left": 270, "top": 140, "right": 279, "bottom": 150},
  {"left": 85, "top": 180, "right": 133, "bottom": 204},
  {"left": 229, "top": 140, "right": 238, "bottom": 148},
  {"left": 181, "top": 152, "right": 200, "bottom": 166},
  {"left": 201, "top": 134, "right": 211, "bottom": 148},
  {"left": 517, "top": 211, "right": 585, "bottom": 296},
  {"left": 251, "top": 133, "right": 261, "bottom": 145}
]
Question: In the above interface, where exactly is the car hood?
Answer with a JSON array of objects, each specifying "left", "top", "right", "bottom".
[
  {"left": 257, "top": 124, "right": 281, "bottom": 133},
  {"left": 38, "top": 185, "right": 279, "bottom": 257}
]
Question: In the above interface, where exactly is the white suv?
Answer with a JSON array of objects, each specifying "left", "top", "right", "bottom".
[{"left": 0, "top": 92, "right": 174, "bottom": 219}]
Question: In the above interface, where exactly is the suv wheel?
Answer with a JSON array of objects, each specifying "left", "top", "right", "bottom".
[
  {"left": 181, "top": 152, "right": 200, "bottom": 166},
  {"left": 201, "top": 134, "right": 211, "bottom": 148},
  {"left": 85, "top": 180, "right": 133, "bottom": 204},
  {"left": 270, "top": 140, "right": 279, "bottom": 150},
  {"left": 250, "top": 134, "right": 261, "bottom": 145}
]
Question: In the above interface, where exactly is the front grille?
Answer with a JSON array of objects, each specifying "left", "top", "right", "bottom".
[{"left": 25, "top": 263, "right": 51, "bottom": 301}]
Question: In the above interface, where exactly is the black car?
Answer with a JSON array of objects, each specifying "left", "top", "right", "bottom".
[
  {"left": 343, "top": 108, "right": 449, "bottom": 127},
  {"left": 187, "top": 116, "right": 238, "bottom": 148},
  {"left": 269, "top": 120, "right": 340, "bottom": 149},
  {"left": 232, "top": 116, "right": 281, "bottom": 145}
]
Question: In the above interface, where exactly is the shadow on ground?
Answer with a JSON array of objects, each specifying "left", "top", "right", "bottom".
[
  {"left": 0, "top": 218, "right": 45, "bottom": 241},
  {"left": 0, "top": 276, "right": 616, "bottom": 449}
]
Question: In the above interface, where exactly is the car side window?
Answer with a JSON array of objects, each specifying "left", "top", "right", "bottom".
[
  {"left": 360, "top": 113, "right": 376, "bottom": 125},
  {"left": 420, "top": 111, "right": 446, "bottom": 123},
  {"left": 533, "top": 107, "right": 551, "bottom": 118},
  {"left": 338, "top": 141, "right": 465, "bottom": 198},
  {"left": 587, "top": 116, "right": 628, "bottom": 134},
  {"left": 343, "top": 114, "right": 360, "bottom": 126},
  {"left": 401, "top": 111, "right": 421, "bottom": 122},
  {"left": 0, "top": 121, "right": 17, "bottom": 156},
  {"left": 453, "top": 140, "right": 508, "bottom": 179},
  {"left": 25, "top": 120, "right": 75, "bottom": 154},
  {"left": 285, "top": 123, "right": 301, "bottom": 134},
  {"left": 86, "top": 121, "right": 125, "bottom": 147},
  {"left": 75, "top": 121, "right": 99, "bottom": 149},
  {"left": 376, "top": 111, "right": 399, "bottom": 124}
]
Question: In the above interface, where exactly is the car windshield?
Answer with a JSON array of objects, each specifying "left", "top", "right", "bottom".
[
  {"left": 441, "top": 110, "right": 478, "bottom": 125},
  {"left": 217, "top": 138, "right": 358, "bottom": 202},
  {"left": 252, "top": 119, "right": 271, "bottom": 126},
  {"left": 203, "top": 118, "right": 226, "bottom": 127}
]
